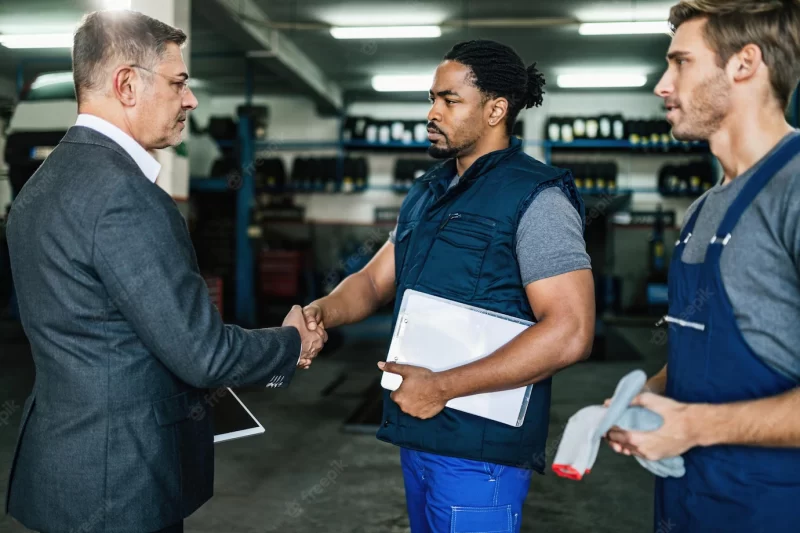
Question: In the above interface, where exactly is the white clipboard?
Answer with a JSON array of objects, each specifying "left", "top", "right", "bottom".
[{"left": 381, "top": 289, "right": 533, "bottom": 427}]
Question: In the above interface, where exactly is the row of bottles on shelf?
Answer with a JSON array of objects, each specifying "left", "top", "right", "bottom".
[
  {"left": 344, "top": 116, "right": 525, "bottom": 146},
  {"left": 344, "top": 117, "right": 429, "bottom": 145},
  {"left": 207, "top": 106, "right": 269, "bottom": 141},
  {"left": 211, "top": 156, "right": 370, "bottom": 193},
  {"left": 553, "top": 160, "right": 716, "bottom": 197},
  {"left": 545, "top": 115, "right": 702, "bottom": 150},
  {"left": 210, "top": 155, "right": 441, "bottom": 194},
  {"left": 547, "top": 116, "right": 626, "bottom": 142},
  {"left": 555, "top": 161, "right": 619, "bottom": 195},
  {"left": 291, "top": 157, "right": 370, "bottom": 193},
  {"left": 658, "top": 161, "right": 715, "bottom": 197},
  {"left": 393, "top": 159, "right": 438, "bottom": 191}
]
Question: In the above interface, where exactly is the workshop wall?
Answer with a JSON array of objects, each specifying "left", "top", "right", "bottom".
[
  {"left": 0, "top": 77, "right": 15, "bottom": 100},
  {"left": 204, "top": 91, "right": 701, "bottom": 312},
  {"left": 206, "top": 91, "right": 699, "bottom": 221}
]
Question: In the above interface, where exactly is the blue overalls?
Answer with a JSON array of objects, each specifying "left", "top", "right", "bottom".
[{"left": 656, "top": 135, "right": 800, "bottom": 533}]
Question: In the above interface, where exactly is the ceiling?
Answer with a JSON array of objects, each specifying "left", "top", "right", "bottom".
[
  {"left": 251, "top": 0, "right": 675, "bottom": 99},
  {"left": 0, "top": 0, "right": 677, "bottom": 106}
]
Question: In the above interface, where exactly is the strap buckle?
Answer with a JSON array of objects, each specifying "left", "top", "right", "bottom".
[
  {"left": 710, "top": 233, "right": 732, "bottom": 246},
  {"left": 676, "top": 232, "right": 692, "bottom": 246}
]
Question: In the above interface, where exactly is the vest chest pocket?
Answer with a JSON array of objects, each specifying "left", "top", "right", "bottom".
[
  {"left": 416, "top": 213, "right": 496, "bottom": 300},
  {"left": 394, "top": 223, "right": 416, "bottom": 284}
]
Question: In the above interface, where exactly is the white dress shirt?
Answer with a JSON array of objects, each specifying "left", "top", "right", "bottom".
[{"left": 75, "top": 114, "right": 161, "bottom": 183}]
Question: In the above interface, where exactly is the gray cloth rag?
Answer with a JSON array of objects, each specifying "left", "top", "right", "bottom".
[{"left": 552, "top": 370, "right": 685, "bottom": 480}]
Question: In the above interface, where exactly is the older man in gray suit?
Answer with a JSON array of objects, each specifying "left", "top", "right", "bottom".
[{"left": 4, "top": 10, "right": 325, "bottom": 533}]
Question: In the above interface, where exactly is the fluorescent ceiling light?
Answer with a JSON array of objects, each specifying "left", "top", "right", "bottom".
[
  {"left": 331, "top": 26, "right": 441, "bottom": 39},
  {"left": 372, "top": 75, "right": 432, "bottom": 92},
  {"left": 0, "top": 33, "right": 73, "bottom": 49},
  {"left": 557, "top": 73, "right": 648, "bottom": 88},
  {"left": 104, "top": 0, "right": 132, "bottom": 9},
  {"left": 31, "top": 72, "right": 74, "bottom": 89},
  {"left": 318, "top": 8, "right": 447, "bottom": 27},
  {"left": 575, "top": 4, "right": 672, "bottom": 22},
  {"left": 579, "top": 21, "right": 670, "bottom": 35}
]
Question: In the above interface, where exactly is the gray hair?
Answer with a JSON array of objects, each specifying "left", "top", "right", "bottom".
[{"left": 72, "top": 10, "right": 187, "bottom": 103}]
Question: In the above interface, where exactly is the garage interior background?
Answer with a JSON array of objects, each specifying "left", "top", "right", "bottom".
[
  {"left": 0, "top": 1, "right": 799, "bottom": 532},
  {"left": 5, "top": 0, "right": 796, "bottom": 332}
]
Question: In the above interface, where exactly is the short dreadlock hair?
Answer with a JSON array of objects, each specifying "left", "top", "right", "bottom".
[{"left": 443, "top": 39, "right": 545, "bottom": 134}]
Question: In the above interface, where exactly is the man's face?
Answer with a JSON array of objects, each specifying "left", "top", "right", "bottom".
[
  {"left": 426, "top": 60, "right": 488, "bottom": 159},
  {"left": 654, "top": 18, "right": 732, "bottom": 141},
  {"left": 135, "top": 42, "right": 198, "bottom": 149}
]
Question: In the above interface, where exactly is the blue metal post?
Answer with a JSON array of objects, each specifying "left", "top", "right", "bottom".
[
  {"left": 235, "top": 60, "right": 256, "bottom": 326},
  {"left": 235, "top": 114, "right": 255, "bottom": 327}
]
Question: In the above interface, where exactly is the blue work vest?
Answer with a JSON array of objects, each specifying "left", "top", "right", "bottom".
[{"left": 375, "top": 136, "right": 585, "bottom": 472}]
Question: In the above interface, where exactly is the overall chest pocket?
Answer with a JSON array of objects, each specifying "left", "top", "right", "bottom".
[
  {"left": 665, "top": 312, "right": 710, "bottom": 400},
  {"left": 416, "top": 213, "right": 496, "bottom": 300}
]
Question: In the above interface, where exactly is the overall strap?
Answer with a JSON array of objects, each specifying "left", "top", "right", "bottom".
[
  {"left": 674, "top": 197, "right": 708, "bottom": 247},
  {"left": 709, "top": 135, "right": 800, "bottom": 254}
]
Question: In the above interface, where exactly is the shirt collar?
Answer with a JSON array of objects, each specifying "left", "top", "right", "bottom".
[{"left": 75, "top": 114, "right": 161, "bottom": 183}]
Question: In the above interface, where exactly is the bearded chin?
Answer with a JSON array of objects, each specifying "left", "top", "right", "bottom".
[
  {"left": 428, "top": 145, "right": 458, "bottom": 159},
  {"left": 675, "top": 70, "right": 731, "bottom": 141}
]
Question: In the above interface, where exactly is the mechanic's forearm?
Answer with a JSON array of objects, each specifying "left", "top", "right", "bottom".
[
  {"left": 312, "top": 271, "right": 391, "bottom": 328},
  {"left": 645, "top": 365, "right": 668, "bottom": 395},
  {"left": 437, "top": 315, "right": 593, "bottom": 399},
  {"left": 691, "top": 387, "right": 800, "bottom": 448}
]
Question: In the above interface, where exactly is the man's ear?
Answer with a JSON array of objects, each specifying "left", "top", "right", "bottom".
[
  {"left": 729, "top": 43, "right": 763, "bottom": 83},
  {"left": 113, "top": 66, "right": 137, "bottom": 106},
  {"left": 487, "top": 97, "right": 509, "bottom": 128}
]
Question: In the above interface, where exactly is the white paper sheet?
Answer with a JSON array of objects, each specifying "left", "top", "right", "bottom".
[{"left": 381, "top": 289, "right": 534, "bottom": 427}]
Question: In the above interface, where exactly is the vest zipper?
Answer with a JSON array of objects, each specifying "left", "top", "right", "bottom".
[{"left": 439, "top": 213, "right": 461, "bottom": 231}]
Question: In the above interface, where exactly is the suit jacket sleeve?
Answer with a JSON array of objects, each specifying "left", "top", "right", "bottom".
[{"left": 92, "top": 177, "right": 301, "bottom": 389}]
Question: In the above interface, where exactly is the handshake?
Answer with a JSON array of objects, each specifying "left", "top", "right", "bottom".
[{"left": 282, "top": 303, "right": 328, "bottom": 369}]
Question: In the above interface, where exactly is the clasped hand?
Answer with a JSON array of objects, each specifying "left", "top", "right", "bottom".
[
  {"left": 603, "top": 392, "right": 700, "bottom": 461},
  {"left": 282, "top": 305, "right": 328, "bottom": 369}
]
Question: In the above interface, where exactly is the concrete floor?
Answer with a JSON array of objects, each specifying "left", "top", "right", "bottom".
[{"left": 0, "top": 323, "right": 666, "bottom": 533}]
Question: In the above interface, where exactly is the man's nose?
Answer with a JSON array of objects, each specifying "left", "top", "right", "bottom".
[
  {"left": 184, "top": 88, "right": 199, "bottom": 110},
  {"left": 427, "top": 103, "right": 441, "bottom": 123},
  {"left": 654, "top": 70, "right": 673, "bottom": 99}
]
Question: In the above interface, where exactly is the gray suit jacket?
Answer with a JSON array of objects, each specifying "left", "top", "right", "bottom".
[{"left": 4, "top": 126, "right": 301, "bottom": 533}]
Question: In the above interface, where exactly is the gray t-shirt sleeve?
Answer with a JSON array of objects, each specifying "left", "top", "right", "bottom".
[{"left": 516, "top": 187, "right": 592, "bottom": 286}]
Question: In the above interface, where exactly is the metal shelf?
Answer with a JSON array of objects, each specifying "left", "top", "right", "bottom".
[
  {"left": 254, "top": 140, "right": 340, "bottom": 151},
  {"left": 215, "top": 138, "right": 709, "bottom": 154},
  {"left": 342, "top": 140, "right": 430, "bottom": 151},
  {"left": 540, "top": 139, "right": 709, "bottom": 154},
  {"left": 189, "top": 177, "right": 232, "bottom": 193},
  {"left": 582, "top": 191, "right": 632, "bottom": 214}
]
